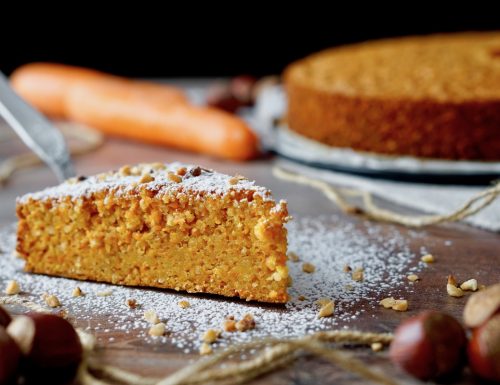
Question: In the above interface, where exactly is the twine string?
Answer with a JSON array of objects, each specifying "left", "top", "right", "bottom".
[{"left": 273, "top": 166, "right": 500, "bottom": 228}]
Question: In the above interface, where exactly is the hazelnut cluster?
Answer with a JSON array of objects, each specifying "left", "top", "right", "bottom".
[
  {"left": 390, "top": 283, "right": 500, "bottom": 382},
  {"left": 0, "top": 305, "right": 82, "bottom": 385}
]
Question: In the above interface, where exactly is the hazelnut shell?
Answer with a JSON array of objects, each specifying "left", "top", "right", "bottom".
[
  {"left": 468, "top": 313, "right": 500, "bottom": 381},
  {"left": 389, "top": 311, "right": 466, "bottom": 381},
  {"left": 7, "top": 313, "right": 82, "bottom": 384},
  {"left": 463, "top": 283, "right": 500, "bottom": 328},
  {"left": 0, "top": 326, "right": 21, "bottom": 384},
  {"left": 0, "top": 306, "right": 11, "bottom": 327}
]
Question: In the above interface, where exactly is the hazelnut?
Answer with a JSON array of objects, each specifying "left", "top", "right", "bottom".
[
  {"left": 6, "top": 313, "right": 83, "bottom": 384},
  {"left": 468, "top": 313, "right": 500, "bottom": 381},
  {"left": 0, "top": 327, "right": 21, "bottom": 384},
  {"left": 0, "top": 306, "right": 11, "bottom": 327},
  {"left": 463, "top": 282, "right": 500, "bottom": 328},
  {"left": 389, "top": 311, "right": 466, "bottom": 381}
]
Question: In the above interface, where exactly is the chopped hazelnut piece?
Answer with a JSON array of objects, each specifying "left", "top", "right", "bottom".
[
  {"left": 148, "top": 322, "right": 166, "bottom": 337},
  {"left": 139, "top": 173, "right": 155, "bottom": 184},
  {"left": 228, "top": 177, "right": 239, "bottom": 185},
  {"left": 126, "top": 299, "right": 138, "bottom": 309},
  {"left": 352, "top": 268, "right": 364, "bottom": 282},
  {"left": 223, "top": 317, "right": 237, "bottom": 332},
  {"left": 202, "top": 329, "right": 221, "bottom": 343},
  {"left": 167, "top": 172, "right": 182, "bottom": 183},
  {"left": 371, "top": 342, "right": 383, "bottom": 352},
  {"left": 144, "top": 309, "right": 160, "bottom": 324},
  {"left": 380, "top": 297, "right": 396, "bottom": 309},
  {"left": 178, "top": 300, "right": 190, "bottom": 309},
  {"left": 343, "top": 264, "right": 352, "bottom": 273},
  {"left": 421, "top": 254, "right": 435, "bottom": 263},
  {"left": 288, "top": 252, "right": 300, "bottom": 262},
  {"left": 176, "top": 167, "right": 187, "bottom": 176},
  {"left": 302, "top": 262, "right": 316, "bottom": 273},
  {"left": 316, "top": 298, "right": 332, "bottom": 307},
  {"left": 407, "top": 274, "right": 419, "bottom": 282},
  {"left": 72, "top": 286, "right": 84, "bottom": 297},
  {"left": 190, "top": 166, "right": 202, "bottom": 177},
  {"left": 447, "top": 284, "right": 464, "bottom": 297},
  {"left": 392, "top": 300, "right": 409, "bottom": 311},
  {"left": 317, "top": 301, "right": 335, "bottom": 318},
  {"left": 199, "top": 342, "right": 212, "bottom": 355},
  {"left": 235, "top": 313, "right": 256, "bottom": 332},
  {"left": 380, "top": 297, "right": 408, "bottom": 311},
  {"left": 119, "top": 165, "right": 132, "bottom": 176},
  {"left": 460, "top": 279, "right": 478, "bottom": 292},
  {"left": 43, "top": 293, "right": 61, "bottom": 308},
  {"left": 447, "top": 275, "right": 458, "bottom": 286},
  {"left": 297, "top": 295, "right": 306, "bottom": 301},
  {"left": 447, "top": 275, "right": 464, "bottom": 297},
  {"left": 5, "top": 280, "right": 20, "bottom": 295},
  {"left": 96, "top": 290, "right": 113, "bottom": 297}
]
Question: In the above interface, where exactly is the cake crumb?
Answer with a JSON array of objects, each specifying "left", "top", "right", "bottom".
[
  {"left": 199, "top": 342, "right": 212, "bottom": 355},
  {"left": 371, "top": 342, "right": 383, "bottom": 352},
  {"left": 202, "top": 329, "right": 221, "bottom": 343},
  {"left": 178, "top": 300, "right": 190, "bottom": 309},
  {"left": 407, "top": 274, "right": 419, "bottom": 282},
  {"left": 72, "top": 286, "right": 84, "bottom": 297},
  {"left": 460, "top": 279, "right": 478, "bottom": 291},
  {"left": 148, "top": 322, "right": 166, "bottom": 337},
  {"left": 5, "top": 280, "right": 20, "bottom": 295},
  {"left": 43, "top": 293, "right": 61, "bottom": 308},
  {"left": 421, "top": 254, "right": 435, "bottom": 263},
  {"left": 302, "top": 262, "right": 316, "bottom": 273},
  {"left": 126, "top": 298, "right": 138, "bottom": 309},
  {"left": 317, "top": 300, "right": 335, "bottom": 318},
  {"left": 144, "top": 309, "right": 160, "bottom": 324},
  {"left": 288, "top": 252, "right": 299, "bottom": 262},
  {"left": 235, "top": 314, "right": 256, "bottom": 332}
]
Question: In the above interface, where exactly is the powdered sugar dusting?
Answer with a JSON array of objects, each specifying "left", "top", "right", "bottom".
[
  {"left": 17, "top": 162, "right": 271, "bottom": 203},
  {"left": 0, "top": 215, "right": 423, "bottom": 352}
]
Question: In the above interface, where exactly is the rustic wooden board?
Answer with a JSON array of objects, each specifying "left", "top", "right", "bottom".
[{"left": 1, "top": 123, "right": 499, "bottom": 385}]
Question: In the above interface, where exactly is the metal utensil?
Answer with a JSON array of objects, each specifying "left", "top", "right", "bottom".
[{"left": 0, "top": 71, "right": 75, "bottom": 182}]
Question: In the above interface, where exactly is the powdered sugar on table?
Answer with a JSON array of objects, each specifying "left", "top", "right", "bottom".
[{"left": 0, "top": 215, "right": 427, "bottom": 353}]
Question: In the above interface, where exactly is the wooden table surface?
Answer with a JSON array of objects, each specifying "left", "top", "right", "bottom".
[{"left": 1, "top": 85, "right": 499, "bottom": 385}]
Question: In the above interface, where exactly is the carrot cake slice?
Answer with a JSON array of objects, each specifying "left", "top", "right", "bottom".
[{"left": 16, "top": 163, "right": 289, "bottom": 303}]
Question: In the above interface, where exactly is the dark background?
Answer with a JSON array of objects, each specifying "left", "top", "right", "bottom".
[{"left": 1, "top": 11, "right": 499, "bottom": 78}]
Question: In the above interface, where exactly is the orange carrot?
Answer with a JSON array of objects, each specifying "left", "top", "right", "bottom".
[
  {"left": 66, "top": 81, "right": 259, "bottom": 160},
  {"left": 10, "top": 63, "right": 188, "bottom": 118},
  {"left": 10, "top": 62, "right": 258, "bottom": 160},
  {"left": 10, "top": 63, "right": 102, "bottom": 117}
]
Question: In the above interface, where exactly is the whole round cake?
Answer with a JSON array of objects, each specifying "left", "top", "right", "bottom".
[{"left": 284, "top": 32, "right": 500, "bottom": 160}]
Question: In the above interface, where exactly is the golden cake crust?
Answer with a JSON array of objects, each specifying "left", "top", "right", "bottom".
[
  {"left": 16, "top": 163, "right": 289, "bottom": 303},
  {"left": 284, "top": 32, "right": 500, "bottom": 160}
]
